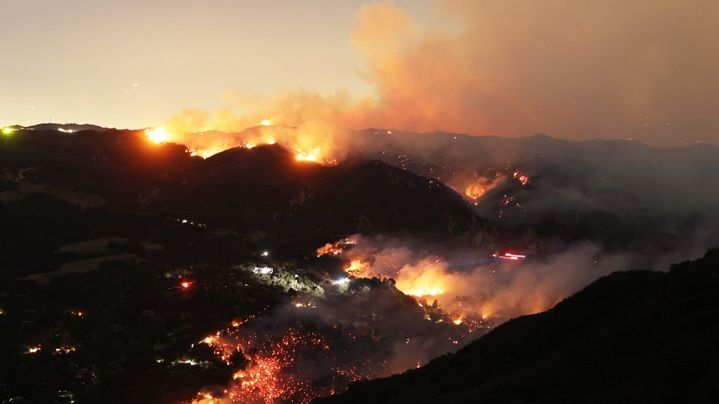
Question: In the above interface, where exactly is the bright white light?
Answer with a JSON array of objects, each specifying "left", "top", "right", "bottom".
[
  {"left": 145, "top": 127, "right": 170, "bottom": 143},
  {"left": 252, "top": 266, "right": 274, "bottom": 275},
  {"left": 332, "top": 277, "right": 350, "bottom": 286}
]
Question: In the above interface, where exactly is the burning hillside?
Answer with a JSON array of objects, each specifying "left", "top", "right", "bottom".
[
  {"left": 316, "top": 235, "right": 632, "bottom": 322},
  {"left": 183, "top": 231, "right": 642, "bottom": 403},
  {"left": 189, "top": 263, "right": 487, "bottom": 404}
]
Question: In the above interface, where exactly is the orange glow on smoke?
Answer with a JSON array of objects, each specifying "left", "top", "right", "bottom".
[
  {"left": 394, "top": 261, "right": 457, "bottom": 298},
  {"left": 343, "top": 259, "right": 370, "bottom": 277},
  {"left": 460, "top": 175, "right": 503, "bottom": 204},
  {"left": 295, "top": 148, "right": 321, "bottom": 163},
  {"left": 464, "top": 183, "right": 486, "bottom": 201}
]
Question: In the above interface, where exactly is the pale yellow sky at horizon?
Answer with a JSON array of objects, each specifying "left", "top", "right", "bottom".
[
  {"left": 0, "top": 0, "right": 433, "bottom": 128},
  {"left": 1, "top": 0, "right": 718, "bottom": 146}
]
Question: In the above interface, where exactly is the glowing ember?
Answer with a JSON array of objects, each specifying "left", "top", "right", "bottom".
[
  {"left": 180, "top": 280, "right": 193, "bottom": 289},
  {"left": 196, "top": 326, "right": 339, "bottom": 403},
  {"left": 513, "top": 170, "right": 530, "bottom": 186},
  {"left": 145, "top": 127, "right": 171, "bottom": 143}
]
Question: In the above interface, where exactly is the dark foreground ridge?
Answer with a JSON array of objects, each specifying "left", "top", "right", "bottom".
[{"left": 319, "top": 249, "right": 719, "bottom": 403}]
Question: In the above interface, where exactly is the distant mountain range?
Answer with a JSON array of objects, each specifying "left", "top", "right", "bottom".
[
  {"left": 4, "top": 125, "right": 718, "bottom": 256},
  {"left": 348, "top": 129, "right": 719, "bottom": 254}
]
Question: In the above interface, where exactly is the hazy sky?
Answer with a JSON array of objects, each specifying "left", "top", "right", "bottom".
[
  {"left": 0, "top": 0, "right": 431, "bottom": 128},
  {"left": 1, "top": 0, "right": 717, "bottom": 146}
]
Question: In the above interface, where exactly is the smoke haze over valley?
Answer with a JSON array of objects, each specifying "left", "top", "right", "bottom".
[{"left": 2, "top": 1, "right": 719, "bottom": 403}]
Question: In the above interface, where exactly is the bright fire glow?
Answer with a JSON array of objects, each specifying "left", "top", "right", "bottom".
[
  {"left": 460, "top": 175, "right": 503, "bottom": 204},
  {"left": 343, "top": 259, "right": 370, "bottom": 277},
  {"left": 145, "top": 127, "right": 171, "bottom": 143},
  {"left": 1, "top": 127, "right": 16, "bottom": 135},
  {"left": 295, "top": 148, "right": 321, "bottom": 163},
  {"left": 260, "top": 119, "right": 272, "bottom": 127},
  {"left": 464, "top": 183, "right": 485, "bottom": 200}
]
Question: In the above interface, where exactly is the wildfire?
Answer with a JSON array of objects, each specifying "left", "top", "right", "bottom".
[
  {"left": 393, "top": 260, "right": 461, "bottom": 299},
  {"left": 195, "top": 325, "right": 337, "bottom": 404},
  {"left": 316, "top": 237, "right": 357, "bottom": 257},
  {"left": 461, "top": 175, "right": 503, "bottom": 204},
  {"left": 343, "top": 259, "right": 370, "bottom": 277},
  {"left": 464, "top": 183, "right": 486, "bottom": 200},
  {"left": 295, "top": 148, "right": 321, "bottom": 163},
  {"left": 145, "top": 127, "right": 171, "bottom": 143},
  {"left": 401, "top": 286, "right": 445, "bottom": 297}
]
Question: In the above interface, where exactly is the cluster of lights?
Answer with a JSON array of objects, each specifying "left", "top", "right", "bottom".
[
  {"left": 26, "top": 345, "right": 42, "bottom": 354},
  {"left": 54, "top": 346, "right": 77, "bottom": 355}
]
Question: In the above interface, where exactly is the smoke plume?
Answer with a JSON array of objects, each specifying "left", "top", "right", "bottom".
[{"left": 168, "top": 0, "right": 719, "bottom": 148}]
